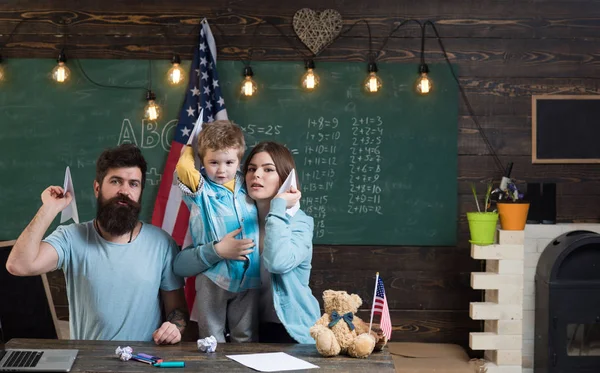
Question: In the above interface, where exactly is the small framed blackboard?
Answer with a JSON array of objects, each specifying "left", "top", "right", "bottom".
[{"left": 532, "top": 95, "right": 600, "bottom": 164}]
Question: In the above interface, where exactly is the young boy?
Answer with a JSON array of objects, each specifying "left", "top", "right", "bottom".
[{"left": 173, "top": 120, "right": 260, "bottom": 343}]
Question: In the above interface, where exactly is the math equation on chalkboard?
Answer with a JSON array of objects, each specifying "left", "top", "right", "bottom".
[{"left": 299, "top": 116, "right": 384, "bottom": 239}]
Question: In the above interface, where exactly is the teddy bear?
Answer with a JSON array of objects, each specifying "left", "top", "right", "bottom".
[{"left": 310, "top": 290, "right": 388, "bottom": 358}]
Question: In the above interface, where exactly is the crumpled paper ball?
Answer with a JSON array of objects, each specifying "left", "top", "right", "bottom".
[
  {"left": 197, "top": 335, "right": 217, "bottom": 353},
  {"left": 115, "top": 346, "right": 133, "bottom": 361}
]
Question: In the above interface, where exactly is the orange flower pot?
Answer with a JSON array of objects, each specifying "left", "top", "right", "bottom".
[{"left": 497, "top": 202, "right": 530, "bottom": 230}]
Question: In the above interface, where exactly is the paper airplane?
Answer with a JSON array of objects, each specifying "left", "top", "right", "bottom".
[
  {"left": 187, "top": 109, "right": 205, "bottom": 172},
  {"left": 187, "top": 109, "right": 204, "bottom": 147},
  {"left": 60, "top": 166, "right": 79, "bottom": 224},
  {"left": 277, "top": 169, "right": 300, "bottom": 217}
]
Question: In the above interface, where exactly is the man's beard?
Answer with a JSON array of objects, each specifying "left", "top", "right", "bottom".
[{"left": 96, "top": 191, "right": 141, "bottom": 236}]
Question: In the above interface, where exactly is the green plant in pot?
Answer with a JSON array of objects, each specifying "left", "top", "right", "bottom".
[{"left": 467, "top": 182, "right": 498, "bottom": 245}]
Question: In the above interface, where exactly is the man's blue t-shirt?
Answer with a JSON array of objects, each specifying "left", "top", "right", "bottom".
[{"left": 43, "top": 221, "right": 184, "bottom": 341}]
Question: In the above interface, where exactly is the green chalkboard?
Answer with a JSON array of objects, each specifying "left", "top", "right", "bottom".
[{"left": 0, "top": 59, "right": 457, "bottom": 245}]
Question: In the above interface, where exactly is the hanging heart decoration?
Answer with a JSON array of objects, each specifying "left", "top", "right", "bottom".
[{"left": 292, "top": 8, "right": 343, "bottom": 56}]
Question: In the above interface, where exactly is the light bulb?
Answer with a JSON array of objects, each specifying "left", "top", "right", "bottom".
[
  {"left": 52, "top": 50, "right": 70, "bottom": 83},
  {"left": 146, "top": 102, "right": 159, "bottom": 120},
  {"left": 416, "top": 64, "right": 432, "bottom": 95},
  {"left": 302, "top": 68, "right": 320, "bottom": 90},
  {"left": 52, "top": 62, "right": 70, "bottom": 83},
  {"left": 144, "top": 91, "right": 160, "bottom": 121},
  {"left": 364, "top": 63, "right": 382, "bottom": 93},
  {"left": 301, "top": 60, "right": 319, "bottom": 90},
  {"left": 241, "top": 76, "right": 257, "bottom": 96},
  {"left": 167, "top": 55, "right": 184, "bottom": 85},
  {"left": 241, "top": 66, "right": 257, "bottom": 97},
  {"left": 167, "top": 64, "right": 183, "bottom": 85}
]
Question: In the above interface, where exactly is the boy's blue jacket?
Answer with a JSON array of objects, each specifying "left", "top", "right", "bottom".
[{"left": 173, "top": 170, "right": 260, "bottom": 292}]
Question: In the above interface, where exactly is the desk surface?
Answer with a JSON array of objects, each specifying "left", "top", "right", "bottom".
[{"left": 6, "top": 338, "right": 395, "bottom": 372}]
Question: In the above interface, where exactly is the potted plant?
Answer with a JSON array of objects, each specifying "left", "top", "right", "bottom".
[
  {"left": 493, "top": 177, "right": 529, "bottom": 231},
  {"left": 467, "top": 182, "right": 499, "bottom": 245}
]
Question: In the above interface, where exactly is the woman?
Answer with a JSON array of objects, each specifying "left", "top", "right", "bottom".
[
  {"left": 174, "top": 141, "right": 320, "bottom": 343},
  {"left": 243, "top": 141, "right": 321, "bottom": 343}
]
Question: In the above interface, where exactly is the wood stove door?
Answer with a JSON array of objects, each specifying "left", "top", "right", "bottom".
[{"left": 554, "top": 289, "right": 600, "bottom": 372}]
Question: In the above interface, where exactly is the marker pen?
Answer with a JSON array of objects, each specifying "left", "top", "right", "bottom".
[
  {"left": 138, "top": 353, "right": 163, "bottom": 363},
  {"left": 153, "top": 361, "right": 185, "bottom": 368},
  {"left": 131, "top": 355, "right": 154, "bottom": 364}
]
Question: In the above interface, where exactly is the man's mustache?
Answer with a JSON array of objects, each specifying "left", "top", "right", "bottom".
[{"left": 105, "top": 194, "right": 140, "bottom": 209}]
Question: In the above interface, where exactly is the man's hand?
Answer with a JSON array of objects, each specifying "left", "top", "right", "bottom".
[
  {"left": 41, "top": 186, "right": 72, "bottom": 214},
  {"left": 152, "top": 322, "right": 182, "bottom": 345},
  {"left": 275, "top": 184, "right": 301, "bottom": 209},
  {"left": 214, "top": 228, "right": 255, "bottom": 261}
]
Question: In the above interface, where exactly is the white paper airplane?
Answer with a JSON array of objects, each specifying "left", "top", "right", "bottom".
[
  {"left": 60, "top": 166, "right": 79, "bottom": 224},
  {"left": 276, "top": 169, "right": 300, "bottom": 217},
  {"left": 187, "top": 108, "right": 204, "bottom": 147}
]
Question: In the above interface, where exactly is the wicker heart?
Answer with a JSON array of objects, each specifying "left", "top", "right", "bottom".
[{"left": 293, "top": 8, "right": 343, "bottom": 56}]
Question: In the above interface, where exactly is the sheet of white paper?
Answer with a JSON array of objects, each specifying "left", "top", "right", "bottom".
[
  {"left": 276, "top": 169, "right": 300, "bottom": 217},
  {"left": 226, "top": 352, "right": 319, "bottom": 372},
  {"left": 60, "top": 166, "right": 79, "bottom": 224}
]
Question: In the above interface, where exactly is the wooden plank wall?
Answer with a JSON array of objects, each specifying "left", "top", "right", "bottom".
[{"left": 3, "top": 0, "right": 600, "bottom": 350}]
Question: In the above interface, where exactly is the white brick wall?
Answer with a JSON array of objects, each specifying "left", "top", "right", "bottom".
[
  {"left": 470, "top": 232, "right": 524, "bottom": 372},
  {"left": 522, "top": 224, "right": 600, "bottom": 370}
]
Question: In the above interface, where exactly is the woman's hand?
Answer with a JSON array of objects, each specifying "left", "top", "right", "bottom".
[
  {"left": 214, "top": 228, "right": 255, "bottom": 261},
  {"left": 274, "top": 184, "right": 302, "bottom": 209}
]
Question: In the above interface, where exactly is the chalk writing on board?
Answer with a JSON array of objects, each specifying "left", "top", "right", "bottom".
[
  {"left": 347, "top": 116, "right": 383, "bottom": 216},
  {"left": 241, "top": 123, "right": 299, "bottom": 155},
  {"left": 301, "top": 117, "right": 340, "bottom": 238},
  {"left": 117, "top": 119, "right": 177, "bottom": 152},
  {"left": 146, "top": 167, "right": 163, "bottom": 186}
]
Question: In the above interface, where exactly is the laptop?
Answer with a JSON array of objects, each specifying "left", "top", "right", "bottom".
[{"left": 0, "top": 348, "right": 78, "bottom": 372}]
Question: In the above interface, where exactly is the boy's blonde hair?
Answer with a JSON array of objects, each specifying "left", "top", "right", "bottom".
[{"left": 197, "top": 120, "right": 246, "bottom": 161}]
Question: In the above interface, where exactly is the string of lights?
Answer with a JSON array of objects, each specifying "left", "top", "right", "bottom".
[{"left": 0, "top": 15, "right": 509, "bottom": 169}]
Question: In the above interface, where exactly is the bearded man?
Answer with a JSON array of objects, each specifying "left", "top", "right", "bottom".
[{"left": 6, "top": 144, "right": 188, "bottom": 344}]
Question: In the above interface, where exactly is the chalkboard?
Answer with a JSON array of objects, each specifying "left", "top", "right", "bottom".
[
  {"left": 0, "top": 59, "right": 458, "bottom": 245},
  {"left": 532, "top": 95, "right": 600, "bottom": 164}
]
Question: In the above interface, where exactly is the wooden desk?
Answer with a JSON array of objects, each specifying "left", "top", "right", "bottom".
[{"left": 6, "top": 338, "right": 395, "bottom": 372}]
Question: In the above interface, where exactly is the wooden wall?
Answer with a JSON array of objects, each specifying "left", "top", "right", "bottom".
[{"left": 3, "top": 0, "right": 600, "bottom": 350}]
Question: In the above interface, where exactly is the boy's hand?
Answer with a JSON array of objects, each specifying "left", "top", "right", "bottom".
[
  {"left": 214, "top": 228, "right": 254, "bottom": 261},
  {"left": 274, "top": 184, "right": 301, "bottom": 209},
  {"left": 176, "top": 146, "right": 200, "bottom": 191},
  {"left": 41, "top": 186, "right": 72, "bottom": 214}
]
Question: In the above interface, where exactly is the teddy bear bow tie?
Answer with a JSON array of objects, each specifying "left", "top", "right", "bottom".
[{"left": 328, "top": 310, "right": 355, "bottom": 330}]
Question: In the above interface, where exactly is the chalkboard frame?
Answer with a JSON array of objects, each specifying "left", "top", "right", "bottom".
[{"left": 532, "top": 94, "right": 600, "bottom": 164}]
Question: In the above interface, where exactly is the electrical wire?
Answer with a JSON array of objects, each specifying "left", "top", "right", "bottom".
[
  {"left": 423, "top": 20, "right": 505, "bottom": 175},
  {"left": 376, "top": 19, "right": 423, "bottom": 60}
]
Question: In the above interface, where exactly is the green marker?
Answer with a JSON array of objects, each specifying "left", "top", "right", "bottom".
[{"left": 153, "top": 361, "right": 185, "bottom": 368}]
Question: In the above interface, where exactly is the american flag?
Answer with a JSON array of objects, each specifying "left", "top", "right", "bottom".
[
  {"left": 373, "top": 276, "right": 392, "bottom": 340},
  {"left": 151, "top": 19, "right": 227, "bottom": 309}
]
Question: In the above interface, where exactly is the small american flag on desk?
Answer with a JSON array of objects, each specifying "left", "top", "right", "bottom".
[
  {"left": 151, "top": 19, "right": 227, "bottom": 310},
  {"left": 370, "top": 273, "right": 392, "bottom": 340}
]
